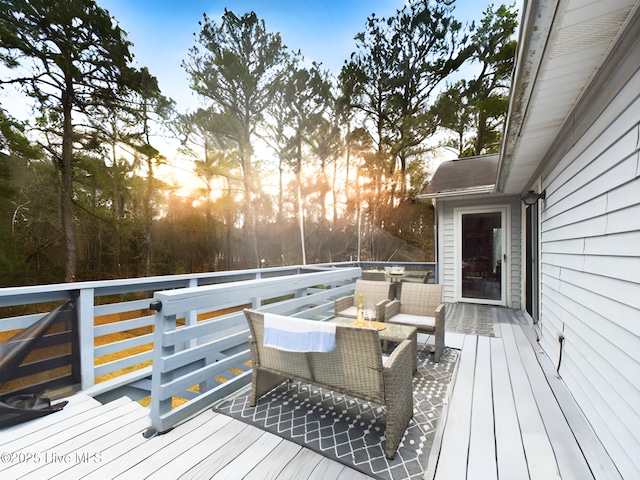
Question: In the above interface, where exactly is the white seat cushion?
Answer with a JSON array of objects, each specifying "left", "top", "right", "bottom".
[
  {"left": 337, "top": 306, "right": 358, "bottom": 318},
  {"left": 388, "top": 313, "right": 436, "bottom": 330}
]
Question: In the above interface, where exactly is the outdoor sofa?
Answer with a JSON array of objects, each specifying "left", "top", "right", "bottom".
[{"left": 243, "top": 308, "right": 414, "bottom": 459}]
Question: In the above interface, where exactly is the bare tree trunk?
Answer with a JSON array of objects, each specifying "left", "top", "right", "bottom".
[
  {"left": 61, "top": 82, "right": 77, "bottom": 282},
  {"left": 144, "top": 157, "right": 153, "bottom": 276},
  {"left": 111, "top": 141, "right": 122, "bottom": 276},
  {"left": 475, "top": 111, "right": 488, "bottom": 156},
  {"left": 331, "top": 158, "right": 338, "bottom": 227},
  {"left": 278, "top": 156, "right": 284, "bottom": 223},
  {"left": 239, "top": 146, "right": 259, "bottom": 268},
  {"left": 297, "top": 178, "right": 306, "bottom": 265}
]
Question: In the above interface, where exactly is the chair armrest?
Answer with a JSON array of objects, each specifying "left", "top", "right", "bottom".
[
  {"left": 384, "top": 299, "right": 401, "bottom": 320},
  {"left": 382, "top": 338, "right": 414, "bottom": 459},
  {"left": 382, "top": 338, "right": 413, "bottom": 374},
  {"left": 434, "top": 303, "right": 445, "bottom": 320},
  {"left": 335, "top": 295, "right": 354, "bottom": 313},
  {"left": 375, "top": 299, "right": 390, "bottom": 322},
  {"left": 383, "top": 339, "right": 414, "bottom": 401}
]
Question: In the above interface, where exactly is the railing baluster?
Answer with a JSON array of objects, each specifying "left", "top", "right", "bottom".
[{"left": 186, "top": 278, "right": 198, "bottom": 349}]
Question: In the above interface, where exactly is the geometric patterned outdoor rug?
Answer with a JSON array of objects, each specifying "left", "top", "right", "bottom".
[{"left": 214, "top": 344, "right": 459, "bottom": 480}]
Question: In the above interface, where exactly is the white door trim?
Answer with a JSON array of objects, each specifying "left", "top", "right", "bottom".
[{"left": 453, "top": 205, "right": 510, "bottom": 306}]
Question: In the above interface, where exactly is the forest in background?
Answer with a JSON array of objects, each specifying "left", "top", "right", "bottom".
[{"left": 0, "top": 0, "right": 517, "bottom": 286}]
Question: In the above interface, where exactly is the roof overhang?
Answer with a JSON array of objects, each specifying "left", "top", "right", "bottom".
[
  {"left": 497, "top": 0, "right": 638, "bottom": 195},
  {"left": 419, "top": 186, "right": 495, "bottom": 200}
]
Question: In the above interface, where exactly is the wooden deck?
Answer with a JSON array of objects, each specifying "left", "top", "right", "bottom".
[
  {"left": 0, "top": 393, "right": 373, "bottom": 479},
  {"left": 0, "top": 307, "right": 620, "bottom": 479},
  {"left": 426, "top": 308, "right": 621, "bottom": 480}
]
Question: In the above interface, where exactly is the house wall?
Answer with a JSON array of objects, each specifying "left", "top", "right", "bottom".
[
  {"left": 437, "top": 196, "right": 521, "bottom": 309},
  {"left": 537, "top": 30, "right": 640, "bottom": 478}
]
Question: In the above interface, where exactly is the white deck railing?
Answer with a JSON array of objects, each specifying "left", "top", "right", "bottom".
[{"left": 0, "top": 261, "right": 436, "bottom": 432}]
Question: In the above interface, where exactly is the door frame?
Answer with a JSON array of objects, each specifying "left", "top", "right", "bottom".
[{"left": 453, "top": 205, "right": 510, "bottom": 306}]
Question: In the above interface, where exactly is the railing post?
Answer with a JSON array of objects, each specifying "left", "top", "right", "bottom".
[
  {"left": 149, "top": 301, "right": 176, "bottom": 435},
  {"left": 77, "top": 287, "right": 95, "bottom": 390}
]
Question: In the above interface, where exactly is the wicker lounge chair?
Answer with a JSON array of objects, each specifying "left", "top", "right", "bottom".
[
  {"left": 334, "top": 279, "right": 392, "bottom": 322},
  {"left": 384, "top": 283, "right": 446, "bottom": 362},
  {"left": 244, "top": 309, "right": 414, "bottom": 459}
]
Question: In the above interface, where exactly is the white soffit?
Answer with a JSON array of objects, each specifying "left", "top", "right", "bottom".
[{"left": 497, "top": 0, "right": 637, "bottom": 195}]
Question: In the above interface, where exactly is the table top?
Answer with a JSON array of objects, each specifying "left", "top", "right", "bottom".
[
  {"left": 386, "top": 272, "right": 407, "bottom": 282},
  {"left": 331, "top": 316, "right": 417, "bottom": 342}
]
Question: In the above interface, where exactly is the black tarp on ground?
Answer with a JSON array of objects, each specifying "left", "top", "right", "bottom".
[{"left": 0, "top": 393, "right": 67, "bottom": 428}]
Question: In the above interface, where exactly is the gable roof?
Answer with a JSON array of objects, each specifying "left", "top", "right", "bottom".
[{"left": 421, "top": 154, "right": 498, "bottom": 198}]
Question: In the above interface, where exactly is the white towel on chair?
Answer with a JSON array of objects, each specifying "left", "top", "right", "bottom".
[{"left": 263, "top": 313, "right": 336, "bottom": 352}]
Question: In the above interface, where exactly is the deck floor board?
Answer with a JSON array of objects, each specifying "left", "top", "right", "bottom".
[
  {"left": 88, "top": 407, "right": 219, "bottom": 479},
  {"left": 490, "top": 335, "right": 529, "bottom": 479},
  {"left": 467, "top": 335, "right": 497, "bottom": 480},
  {"left": 205, "top": 430, "right": 284, "bottom": 480},
  {"left": 172, "top": 423, "right": 264, "bottom": 479},
  {"left": 429, "top": 307, "right": 608, "bottom": 480},
  {"left": 134, "top": 413, "right": 239, "bottom": 479},
  {"left": 433, "top": 334, "right": 477, "bottom": 479},
  {"left": 0, "top": 306, "right": 618, "bottom": 480},
  {"left": 242, "top": 439, "right": 304, "bottom": 480},
  {"left": 511, "top": 319, "right": 596, "bottom": 480},
  {"left": 499, "top": 316, "right": 561, "bottom": 480},
  {"left": 18, "top": 404, "right": 149, "bottom": 480}
]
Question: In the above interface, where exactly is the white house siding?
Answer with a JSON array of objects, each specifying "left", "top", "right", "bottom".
[
  {"left": 438, "top": 196, "right": 521, "bottom": 309},
  {"left": 538, "top": 60, "right": 640, "bottom": 477}
]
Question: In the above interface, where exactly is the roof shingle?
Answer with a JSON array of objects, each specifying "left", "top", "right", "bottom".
[{"left": 424, "top": 154, "right": 499, "bottom": 196}]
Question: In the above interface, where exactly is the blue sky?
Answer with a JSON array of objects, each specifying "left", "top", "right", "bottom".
[{"left": 99, "top": 0, "right": 509, "bottom": 113}]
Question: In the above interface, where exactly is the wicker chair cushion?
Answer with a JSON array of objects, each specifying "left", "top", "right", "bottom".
[{"left": 388, "top": 313, "right": 436, "bottom": 330}]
